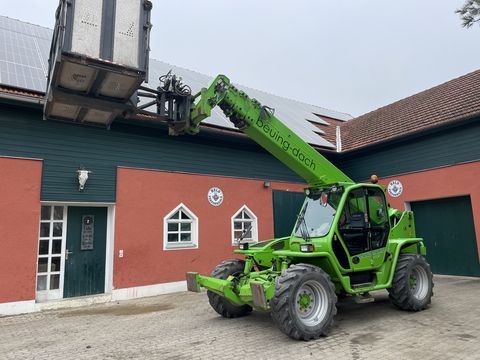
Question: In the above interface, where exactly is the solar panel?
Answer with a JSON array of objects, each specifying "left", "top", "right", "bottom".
[
  {"left": 0, "top": 16, "right": 49, "bottom": 92},
  {"left": 0, "top": 15, "right": 352, "bottom": 147}
]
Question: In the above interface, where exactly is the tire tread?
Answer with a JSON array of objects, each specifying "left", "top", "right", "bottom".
[
  {"left": 207, "top": 259, "right": 252, "bottom": 318},
  {"left": 270, "top": 264, "right": 337, "bottom": 341},
  {"left": 388, "top": 253, "right": 434, "bottom": 311}
]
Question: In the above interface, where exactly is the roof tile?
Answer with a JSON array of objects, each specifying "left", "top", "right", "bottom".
[{"left": 341, "top": 69, "right": 480, "bottom": 151}]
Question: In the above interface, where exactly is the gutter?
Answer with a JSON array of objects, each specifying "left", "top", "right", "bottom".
[{"left": 0, "top": 92, "right": 44, "bottom": 106}]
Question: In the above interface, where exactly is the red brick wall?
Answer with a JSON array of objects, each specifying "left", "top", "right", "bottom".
[
  {"left": 114, "top": 168, "right": 305, "bottom": 289},
  {"left": 378, "top": 161, "right": 480, "bottom": 258},
  {"left": 0, "top": 157, "right": 42, "bottom": 303}
]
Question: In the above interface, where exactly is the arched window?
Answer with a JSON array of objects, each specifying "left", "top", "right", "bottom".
[
  {"left": 231, "top": 205, "right": 258, "bottom": 245},
  {"left": 164, "top": 204, "right": 198, "bottom": 250}
]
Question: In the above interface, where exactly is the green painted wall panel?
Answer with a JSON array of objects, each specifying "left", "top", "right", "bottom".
[
  {"left": 336, "top": 121, "right": 480, "bottom": 181},
  {"left": 0, "top": 106, "right": 302, "bottom": 202},
  {"left": 411, "top": 196, "right": 480, "bottom": 276},
  {"left": 272, "top": 190, "right": 305, "bottom": 238}
]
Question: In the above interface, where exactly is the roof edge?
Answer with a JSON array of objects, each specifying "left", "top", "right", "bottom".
[
  {"left": 340, "top": 114, "right": 480, "bottom": 155},
  {"left": 351, "top": 69, "right": 480, "bottom": 120}
]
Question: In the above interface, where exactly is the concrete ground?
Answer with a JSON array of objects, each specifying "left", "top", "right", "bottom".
[{"left": 1, "top": 276, "right": 479, "bottom": 360}]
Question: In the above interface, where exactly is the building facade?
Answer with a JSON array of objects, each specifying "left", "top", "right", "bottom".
[
  {"left": 1, "top": 16, "right": 479, "bottom": 315},
  {"left": 0, "top": 103, "right": 310, "bottom": 314}
]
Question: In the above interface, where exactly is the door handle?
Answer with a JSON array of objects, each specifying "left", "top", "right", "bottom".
[{"left": 66, "top": 249, "right": 74, "bottom": 260}]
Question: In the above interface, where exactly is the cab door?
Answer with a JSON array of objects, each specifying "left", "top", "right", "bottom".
[
  {"left": 337, "top": 187, "right": 390, "bottom": 270},
  {"left": 337, "top": 187, "right": 371, "bottom": 271},
  {"left": 366, "top": 187, "right": 390, "bottom": 268}
]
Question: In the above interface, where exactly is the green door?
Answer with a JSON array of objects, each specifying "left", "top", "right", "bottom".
[
  {"left": 411, "top": 196, "right": 480, "bottom": 277},
  {"left": 273, "top": 190, "right": 305, "bottom": 237},
  {"left": 64, "top": 207, "right": 108, "bottom": 298}
]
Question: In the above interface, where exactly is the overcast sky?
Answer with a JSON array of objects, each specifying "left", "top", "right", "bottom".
[{"left": 0, "top": 0, "right": 479, "bottom": 116}]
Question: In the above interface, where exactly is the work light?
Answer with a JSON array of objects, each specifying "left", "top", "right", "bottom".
[{"left": 300, "top": 243, "right": 315, "bottom": 253}]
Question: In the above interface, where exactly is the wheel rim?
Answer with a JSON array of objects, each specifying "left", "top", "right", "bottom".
[
  {"left": 409, "top": 264, "right": 429, "bottom": 301},
  {"left": 295, "top": 280, "right": 329, "bottom": 326}
]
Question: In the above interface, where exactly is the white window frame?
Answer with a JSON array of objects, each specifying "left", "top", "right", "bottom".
[
  {"left": 36, "top": 204, "right": 68, "bottom": 302},
  {"left": 231, "top": 205, "right": 258, "bottom": 245},
  {"left": 163, "top": 203, "right": 199, "bottom": 250}
]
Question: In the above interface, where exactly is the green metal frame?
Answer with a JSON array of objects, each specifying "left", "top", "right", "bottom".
[{"left": 180, "top": 75, "right": 426, "bottom": 310}]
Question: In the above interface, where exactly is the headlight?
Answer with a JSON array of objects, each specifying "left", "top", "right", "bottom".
[
  {"left": 239, "top": 243, "right": 249, "bottom": 250},
  {"left": 300, "top": 243, "right": 315, "bottom": 253}
]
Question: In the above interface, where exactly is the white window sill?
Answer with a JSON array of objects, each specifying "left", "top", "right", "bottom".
[{"left": 164, "top": 243, "right": 198, "bottom": 251}]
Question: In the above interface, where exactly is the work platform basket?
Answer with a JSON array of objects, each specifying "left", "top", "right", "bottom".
[{"left": 44, "top": 0, "right": 152, "bottom": 127}]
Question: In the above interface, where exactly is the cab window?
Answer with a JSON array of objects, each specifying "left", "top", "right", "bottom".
[
  {"left": 338, "top": 188, "right": 369, "bottom": 255},
  {"left": 367, "top": 188, "right": 389, "bottom": 249}
]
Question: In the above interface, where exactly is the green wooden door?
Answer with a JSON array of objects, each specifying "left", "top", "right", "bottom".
[
  {"left": 273, "top": 190, "right": 305, "bottom": 238},
  {"left": 411, "top": 196, "right": 480, "bottom": 277},
  {"left": 64, "top": 207, "right": 108, "bottom": 298}
]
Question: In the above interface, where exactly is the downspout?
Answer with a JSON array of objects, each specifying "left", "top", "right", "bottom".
[{"left": 336, "top": 125, "right": 342, "bottom": 153}]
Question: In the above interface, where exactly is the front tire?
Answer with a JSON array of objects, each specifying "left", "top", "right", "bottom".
[
  {"left": 270, "top": 264, "right": 337, "bottom": 341},
  {"left": 207, "top": 259, "right": 252, "bottom": 318},
  {"left": 388, "top": 253, "right": 434, "bottom": 311}
]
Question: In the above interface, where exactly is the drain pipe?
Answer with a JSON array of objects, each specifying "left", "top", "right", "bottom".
[{"left": 335, "top": 125, "right": 342, "bottom": 152}]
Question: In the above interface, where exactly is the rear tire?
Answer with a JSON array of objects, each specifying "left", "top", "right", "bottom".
[
  {"left": 270, "top": 264, "right": 337, "bottom": 341},
  {"left": 207, "top": 259, "right": 252, "bottom": 318},
  {"left": 388, "top": 253, "right": 434, "bottom": 311}
]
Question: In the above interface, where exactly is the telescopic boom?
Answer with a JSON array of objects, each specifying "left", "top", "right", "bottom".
[{"left": 170, "top": 75, "right": 353, "bottom": 187}]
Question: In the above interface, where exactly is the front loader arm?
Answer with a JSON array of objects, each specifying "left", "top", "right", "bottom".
[{"left": 173, "top": 75, "right": 352, "bottom": 187}]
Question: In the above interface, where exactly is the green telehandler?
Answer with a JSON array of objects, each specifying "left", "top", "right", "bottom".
[{"left": 169, "top": 75, "right": 434, "bottom": 341}]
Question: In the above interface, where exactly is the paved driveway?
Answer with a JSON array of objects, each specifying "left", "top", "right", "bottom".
[{"left": 1, "top": 276, "right": 479, "bottom": 360}]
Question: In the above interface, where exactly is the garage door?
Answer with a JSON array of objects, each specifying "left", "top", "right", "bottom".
[
  {"left": 411, "top": 196, "right": 480, "bottom": 277},
  {"left": 272, "top": 190, "right": 304, "bottom": 238}
]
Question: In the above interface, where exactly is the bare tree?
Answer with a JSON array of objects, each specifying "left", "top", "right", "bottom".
[{"left": 456, "top": 0, "right": 480, "bottom": 28}]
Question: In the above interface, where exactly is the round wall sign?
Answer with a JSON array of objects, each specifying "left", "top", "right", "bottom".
[
  {"left": 387, "top": 180, "right": 404, "bottom": 198},
  {"left": 207, "top": 187, "right": 224, "bottom": 206}
]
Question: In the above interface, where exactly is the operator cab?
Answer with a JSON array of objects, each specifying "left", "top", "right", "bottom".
[{"left": 295, "top": 184, "right": 391, "bottom": 271}]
